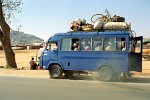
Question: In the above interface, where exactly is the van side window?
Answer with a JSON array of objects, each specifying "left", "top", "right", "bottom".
[
  {"left": 134, "top": 40, "right": 141, "bottom": 53},
  {"left": 46, "top": 42, "right": 58, "bottom": 51},
  {"left": 61, "top": 38, "right": 71, "bottom": 51},
  {"left": 116, "top": 37, "right": 126, "bottom": 51},
  {"left": 61, "top": 38, "right": 79, "bottom": 51},
  {"left": 104, "top": 37, "right": 126, "bottom": 51},
  {"left": 104, "top": 37, "right": 115, "bottom": 51},
  {"left": 129, "top": 39, "right": 140, "bottom": 53},
  {"left": 81, "top": 38, "right": 91, "bottom": 51},
  {"left": 129, "top": 40, "right": 135, "bottom": 52},
  {"left": 71, "top": 38, "right": 79, "bottom": 51},
  {"left": 92, "top": 38, "right": 103, "bottom": 51}
]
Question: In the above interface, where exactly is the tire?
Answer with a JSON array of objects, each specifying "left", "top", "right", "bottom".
[
  {"left": 97, "top": 66, "right": 117, "bottom": 81},
  {"left": 49, "top": 64, "right": 63, "bottom": 79}
]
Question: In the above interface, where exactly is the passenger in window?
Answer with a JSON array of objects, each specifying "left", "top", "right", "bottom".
[
  {"left": 84, "top": 42, "right": 91, "bottom": 51},
  {"left": 53, "top": 42, "right": 58, "bottom": 50},
  {"left": 73, "top": 42, "right": 79, "bottom": 51},
  {"left": 121, "top": 41, "right": 126, "bottom": 51},
  {"left": 85, "top": 45, "right": 90, "bottom": 51},
  {"left": 49, "top": 42, "right": 58, "bottom": 51},
  {"left": 85, "top": 42, "right": 91, "bottom": 51},
  {"left": 81, "top": 41, "right": 90, "bottom": 51},
  {"left": 94, "top": 41, "right": 102, "bottom": 51},
  {"left": 105, "top": 42, "right": 112, "bottom": 51}
]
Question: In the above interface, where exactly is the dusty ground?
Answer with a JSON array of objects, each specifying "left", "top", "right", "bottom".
[
  {"left": 0, "top": 50, "right": 150, "bottom": 72},
  {"left": 0, "top": 50, "right": 150, "bottom": 80},
  {"left": 0, "top": 50, "right": 39, "bottom": 69}
]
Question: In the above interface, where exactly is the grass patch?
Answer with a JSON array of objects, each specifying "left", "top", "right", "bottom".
[{"left": 4, "top": 65, "right": 15, "bottom": 69}]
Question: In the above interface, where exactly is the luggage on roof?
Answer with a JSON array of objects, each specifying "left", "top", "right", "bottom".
[
  {"left": 70, "top": 9, "right": 131, "bottom": 32},
  {"left": 103, "top": 22, "right": 131, "bottom": 30}
]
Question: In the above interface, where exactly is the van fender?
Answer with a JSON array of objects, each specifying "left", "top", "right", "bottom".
[
  {"left": 97, "top": 64, "right": 118, "bottom": 72},
  {"left": 47, "top": 61, "right": 63, "bottom": 70},
  {"left": 97, "top": 65, "right": 113, "bottom": 71}
]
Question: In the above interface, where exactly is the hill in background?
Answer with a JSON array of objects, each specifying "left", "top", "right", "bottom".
[{"left": 10, "top": 30, "right": 44, "bottom": 46}]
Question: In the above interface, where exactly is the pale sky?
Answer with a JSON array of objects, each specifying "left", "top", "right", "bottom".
[{"left": 10, "top": 0, "right": 150, "bottom": 41}]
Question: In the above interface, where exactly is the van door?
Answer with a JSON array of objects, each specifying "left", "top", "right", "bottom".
[
  {"left": 41, "top": 42, "right": 58, "bottom": 69},
  {"left": 128, "top": 36, "right": 143, "bottom": 72},
  {"left": 59, "top": 38, "right": 82, "bottom": 70}
]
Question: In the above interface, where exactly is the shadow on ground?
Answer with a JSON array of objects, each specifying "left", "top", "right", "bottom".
[
  {"left": 120, "top": 77, "right": 150, "bottom": 83},
  {"left": 61, "top": 74, "right": 150, "bottom": 83}
]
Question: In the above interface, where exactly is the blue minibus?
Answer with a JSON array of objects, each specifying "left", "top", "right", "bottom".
[{"left": 39, "top": 30, "right": 143, "bottom": 81}]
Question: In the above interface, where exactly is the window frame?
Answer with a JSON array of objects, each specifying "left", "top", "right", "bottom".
[
  {"left": 92, "top": 37, "right": 103, "bottom": 51},
  {"left": 46, "top": 41, "right": 58, "bottom": 51},
  {"left": 103, "top": 36, "right": 127, "bottom": 52},
  {"left": 80, "top": 37, "right": 92, "bottom": 51},
  {"left": 61, "top": 37, "right": 80, "bottom": 51}
]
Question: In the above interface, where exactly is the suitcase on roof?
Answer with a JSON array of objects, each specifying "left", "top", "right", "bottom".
[{"left": 111, "top": 15, "right": 125, "bottom": 22}]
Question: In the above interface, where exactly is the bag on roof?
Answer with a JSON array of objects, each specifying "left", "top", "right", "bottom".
[
  {"left": 70, "top": 19, "right": 87, "bottom": 31},
  {"left": 111, "top": 15, "right": 125, "bottom": 22},
  {"left": 70, "top": 19, "right": 81, "bottom": 31},
  {"left": 103, "top": 22, "right": 131, "bottom": 30},
  {"left": 93, "top": 21, "right": 103, "bottom": 30},
  {"left": 81, "top": 24, "right": 94, "bottom": 31}
]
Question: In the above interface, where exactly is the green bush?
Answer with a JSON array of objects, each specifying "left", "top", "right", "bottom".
[{"left": 4, "top": 65, "right": 14, "bottom": 69}]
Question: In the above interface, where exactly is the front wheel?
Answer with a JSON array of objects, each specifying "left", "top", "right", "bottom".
[
  {"left": 97, "top": 66, "right": 117, "bottom": 81},
  {"left": 49, "top": 64, "right": 63, "bottom": 79}
]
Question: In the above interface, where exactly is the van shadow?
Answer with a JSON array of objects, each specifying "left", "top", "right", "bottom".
[
  {"left": 119, "top": 77, "right": 150, "bottom": 83},
  {"left": 63, "top": 74, "right": 98, "bottom": 81},
  {"left": 63, "top": 74, "right": 150, "bottom": 83}
]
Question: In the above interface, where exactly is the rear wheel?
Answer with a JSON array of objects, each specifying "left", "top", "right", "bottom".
[
  {"left": 49, "top": 64, "right": 63, "bottom": 79},
  {"left": 97, "top": 66, "right": 118, "bottom": 81}
]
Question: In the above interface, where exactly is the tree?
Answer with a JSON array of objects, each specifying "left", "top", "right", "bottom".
[{"left": 0, "top": 0, "right": 22, "bottom": 68}]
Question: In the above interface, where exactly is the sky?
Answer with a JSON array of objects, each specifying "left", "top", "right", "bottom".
[{"left": 10, "top": 0, "right": 150, "bottom": 41}]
